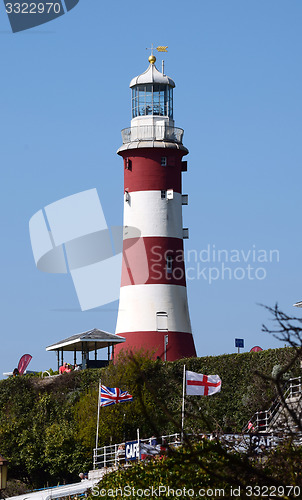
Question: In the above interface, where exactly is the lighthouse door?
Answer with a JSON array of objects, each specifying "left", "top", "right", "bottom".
[{"left": 156, "top": 312, "right": 168, "bottom": 331}]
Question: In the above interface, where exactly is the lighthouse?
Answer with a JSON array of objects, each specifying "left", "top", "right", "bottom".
[{"left": 114, "top": 53, "right": 196, "bottom": 361}]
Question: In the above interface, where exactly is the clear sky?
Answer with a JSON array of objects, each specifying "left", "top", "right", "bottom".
[{"left": 1, "top": 0, "right": 302, "bottom": 375}]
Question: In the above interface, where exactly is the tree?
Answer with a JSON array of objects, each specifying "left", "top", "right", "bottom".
[
  {"left": 261, "top": 304, "right": 302, "bottom": 433},
  {"left": 89, "top": 305, "right": 302, "bottom": 500}
]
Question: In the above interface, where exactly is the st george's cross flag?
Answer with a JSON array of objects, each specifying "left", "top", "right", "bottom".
[
  {"left": 100, "top": 385, "right": 133, "bottom": 407},
  {"left": 186, "top": 371, "right": 221, "bottom": 396}
]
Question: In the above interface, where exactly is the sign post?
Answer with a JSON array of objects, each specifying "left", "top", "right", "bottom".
[
  {"left": 235, "top": 338, "right": 244, "bottom": 354},
  {"left": 164, "top": 335, "right": 169, "bottom": 361}
]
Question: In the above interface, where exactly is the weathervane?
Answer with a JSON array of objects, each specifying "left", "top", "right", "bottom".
[
  {"left": 146, "top": 44, "right": 168, "bottom": 66},
  {"left": 146, "top": 44, "right": 168, "bottom": 55}
]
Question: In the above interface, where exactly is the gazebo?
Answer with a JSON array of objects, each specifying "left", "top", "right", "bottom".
[{"left": 46, "top": 328, "right": 125, "bottom": 370}]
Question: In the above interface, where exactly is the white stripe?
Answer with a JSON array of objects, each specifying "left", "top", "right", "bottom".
[
  {"left": 123, "top": 191, "right": 183, "bottom": 239},
  {"left": 115, "top": 284, "right": 192, "bottom": 334}
]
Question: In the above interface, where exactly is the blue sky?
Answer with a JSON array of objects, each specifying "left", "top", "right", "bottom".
[{"left": 1, "top": 0, "right": 302, "bottom": 375}]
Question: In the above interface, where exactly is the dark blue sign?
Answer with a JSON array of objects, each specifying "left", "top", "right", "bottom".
[
  {"left": 235, "top": 338, "right": 244, "bottom": 348},
  {"left": 3, "top": 0, "right": 80, "bottom": 33},
  {"left": 125, "top": 440, "right": 139, "bottom": 461}
]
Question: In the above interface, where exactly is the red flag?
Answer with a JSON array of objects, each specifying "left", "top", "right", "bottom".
[
  {"left": 18, "top": 354, "right": 32, "bottom": 375},
  {"left": 250, "top": 346, "right": 263, "bottom": 352}
]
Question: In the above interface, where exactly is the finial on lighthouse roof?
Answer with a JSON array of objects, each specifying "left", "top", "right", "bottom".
[
  {"left": 149, "top": 54, "right": 156, "bottom": 64},
  {"left": 146, "top": 44, "right": 167, "bottom": 64}
]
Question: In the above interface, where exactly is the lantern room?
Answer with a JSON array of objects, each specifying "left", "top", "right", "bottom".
[
  {"left": 131, "top": 84, "right": 173, "bottom": 118},
  {"left": 129, "top": 55, "right": 175, "bottom": 126}
]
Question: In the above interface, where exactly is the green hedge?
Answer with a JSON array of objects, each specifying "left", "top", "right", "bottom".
[{"left": 0, "top": 347, "right": 298, "bottom": 488}]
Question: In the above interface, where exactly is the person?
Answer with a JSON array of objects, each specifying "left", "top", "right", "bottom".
[
  {"left": 74, "top": 363, "right": 81, "bottom": 371},
  {"left": 248, "top": 421, "right": 255, "bottom": 432},
  {"left": 13, "top": 368, "right": 19, "bottom": 377},
  {"left": 150, "top": 436, "right": 157, "bottom": 446},
  {"left": 116, "top": 444, "right": 125, "bottom": 465},
  {"left": 79, "top": 472, "right": 88, "bottom": 480},
  {"left": 160, "top": 438, "right": 168, "bottom": 457},
  {"left": 59, "top": 362, "right": 67, "bottom": 374},
  {"left": 59, "top": 362, "right": 71, "bottom": 374}
]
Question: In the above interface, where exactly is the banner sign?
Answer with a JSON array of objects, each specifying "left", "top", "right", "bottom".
[
  {"left": 18, "top": 354, "right": 32, "bottom": 375},
  {"left": 140, "top": 442, "right": 161, "bottom": 459},
  {"left": 248, "top": 433, "right": 280, "bottom": 453},
  {"left": 222, "top": 433, "right": 282, "bottom": 454},
  {"left": 125, "top": 440, "right": 139, "bottom": 461}
]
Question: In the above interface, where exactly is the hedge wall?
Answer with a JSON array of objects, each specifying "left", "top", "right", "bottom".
[{"left": 0, "top": 347, "right": 299, "bottom": 489}]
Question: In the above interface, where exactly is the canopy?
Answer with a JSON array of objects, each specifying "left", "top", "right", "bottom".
[
  {"left": 46, "top": 328, "right": 125, "bottom": 352},
  {"left": 46, "top": 328, "right": 125, "bottom": 370}
]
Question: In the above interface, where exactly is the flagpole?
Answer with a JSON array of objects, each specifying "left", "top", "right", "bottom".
[
  {"left": 181, "top": 364, "right": 186, "bottom": 443},
  {"left": 137, "top": 428, "right": 140, "bottom": 461},
  {"left": 95, "top": 379, "right": 101, "bottom": 450}
]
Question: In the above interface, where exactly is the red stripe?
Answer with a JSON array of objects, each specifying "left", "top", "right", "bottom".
[
  {"left": 121, "top": 237, "right": 186, "bottom": 287},
  {"left": 187, "top": 380, "right": 220, "bottom": 387},
  {"left": 120, "top": 149, "right": 186, "bottom": 193},
  {"left": 114, "top": 331, "right": 196, "bottom": 361}
]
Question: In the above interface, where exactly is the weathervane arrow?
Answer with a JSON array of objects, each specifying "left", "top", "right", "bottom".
[{"left": 146, "top": 44, "right": 168, "bottom": 55}]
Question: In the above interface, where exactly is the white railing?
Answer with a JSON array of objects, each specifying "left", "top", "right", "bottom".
[
  {"left": 93, "top": 433, "right": 180, "bottom": 470},
  {"left": 121, "top": 125, "right": 184, "bottom": 144},
  {"left": 243, "top": 376, "right": 302, "bottom": 433}
]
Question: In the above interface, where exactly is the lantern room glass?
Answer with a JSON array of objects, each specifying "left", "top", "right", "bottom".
[{"left": 132, "top": 84, "right": 173, "bottom": 119}]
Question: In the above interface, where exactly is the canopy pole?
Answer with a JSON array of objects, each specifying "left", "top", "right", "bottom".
[{"left": 57, "top": 351, "right": 59, "bottom": 371}]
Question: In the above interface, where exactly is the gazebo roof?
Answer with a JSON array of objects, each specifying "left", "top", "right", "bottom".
[{"left": 46, "top": 328, "right": 125, "bottom": 352}]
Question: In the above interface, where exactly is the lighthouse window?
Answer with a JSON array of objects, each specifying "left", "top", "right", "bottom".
[
  {"left": 166, "top": 255, "right": 173, "bottom": 274},
  {"left": 132, "top": 85, "right": 173, "bottom": 118},
  {"left": 156, "top": 312, "right": 168, "bottom": 331},
  {"left": 168, "top": 87, "right": 173, "bottom": 118},
  {"left": 125, "top": 158, "right": 132, "bottom": 170},
  {"left": 145, "top": 85, "right": 153, "bottom": 115},
  {"left": 161, "top": 190, "right": 166, "bottom": 199},
  {"left": 161, "top": 157, "right": 167, "bottom": 166}
]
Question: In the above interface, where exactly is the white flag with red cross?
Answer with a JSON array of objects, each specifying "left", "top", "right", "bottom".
[{"left": 186, "top": 370, "right": 222, "bottom": 396}]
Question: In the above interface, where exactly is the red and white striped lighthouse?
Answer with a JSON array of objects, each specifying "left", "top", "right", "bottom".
[{"left": 115, "top": 53, "right": 196, "bottom": 361}]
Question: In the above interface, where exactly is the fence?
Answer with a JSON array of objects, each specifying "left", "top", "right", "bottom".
[
  {"left": 93, "top": 433, "right": 180, "bottom": 470},
  {"left": 243, "top": 376, "right": 302, "bottom": 433},
  {"left": 121, "top": 125, "right": 184, "bottom": 144}
]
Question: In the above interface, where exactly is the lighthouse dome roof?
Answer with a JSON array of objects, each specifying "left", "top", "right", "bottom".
[{"left": 130, "top": 62, "right": 175, "bottom": 88}]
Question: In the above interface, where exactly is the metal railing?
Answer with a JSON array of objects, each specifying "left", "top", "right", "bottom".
[
  {"left": 93, "top": 429, "right": 302, "bottom": 471},
  {"left": 243, "top": 376, "right": 302, "bottom": 434},
  {"left": 121, "top": 125, "right": 184, "bottom": 145},
  {"left": 93, "top": 433, "right": 181, "bottom": 470}
]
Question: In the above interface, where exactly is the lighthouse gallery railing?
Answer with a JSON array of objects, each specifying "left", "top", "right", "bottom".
[{"left": 121, "top": 125, "right": 184, "bottom": 144}]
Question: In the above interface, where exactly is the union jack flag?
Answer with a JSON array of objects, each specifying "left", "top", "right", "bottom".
[{"left": 100, "top": 385, "right": 133, "bottom": 407}]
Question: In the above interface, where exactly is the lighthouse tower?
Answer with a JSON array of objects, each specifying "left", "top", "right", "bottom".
[{"left": 115, "top": 54, "right": 196, "bottom": 361}]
